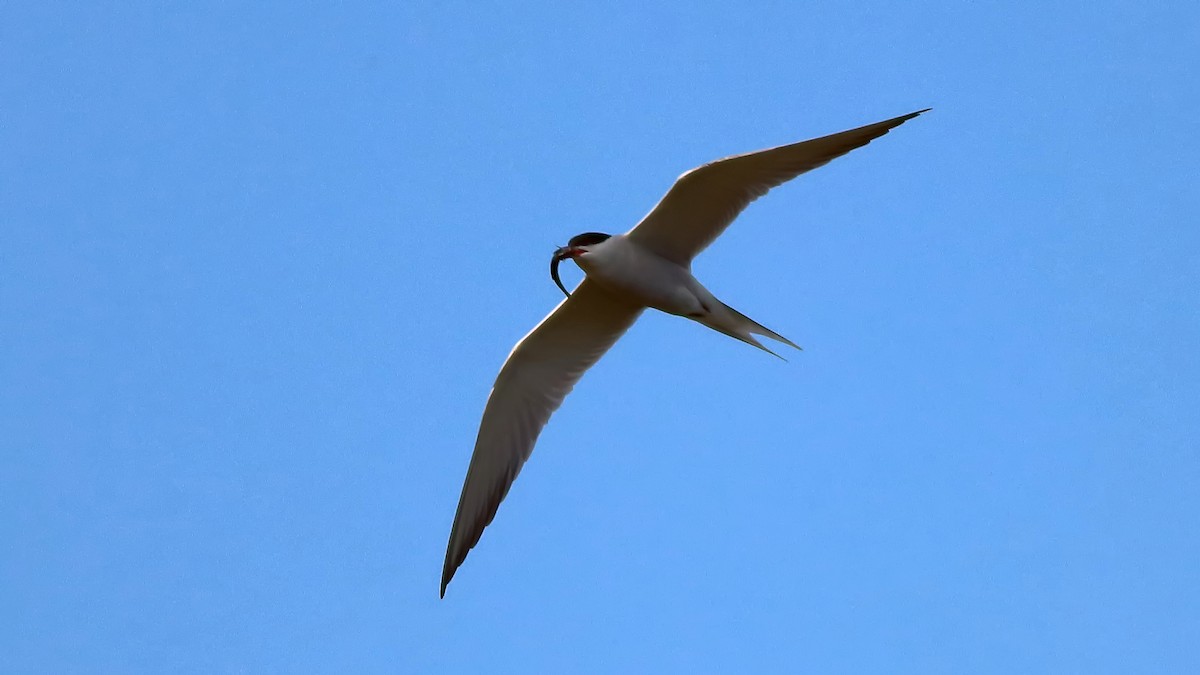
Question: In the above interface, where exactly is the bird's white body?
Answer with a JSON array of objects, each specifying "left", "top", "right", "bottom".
[
  {"left": 575, "top": 234, "right": 794, "bottom": 356},
  {"left": 574, "top": 234, "right": 705, "bottom": 317},
  {"left": 440, "top": 109, "right": 929, "bottom": 596}
]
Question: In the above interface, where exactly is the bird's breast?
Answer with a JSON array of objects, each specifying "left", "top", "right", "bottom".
[{"left": 575, "top": 237, "right": 704, "bottom": 316}]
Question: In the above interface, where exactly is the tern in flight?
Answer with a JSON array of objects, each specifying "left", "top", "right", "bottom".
[{"left": 442, "top": 109, "right": 929, "bottom": 596}]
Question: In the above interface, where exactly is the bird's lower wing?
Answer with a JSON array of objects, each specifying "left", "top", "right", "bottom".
[
  {"left": 441, "top": 279, "right": 643, "bottom": 596},
  {"left": 626, "top": 109, "right": 929, "bottom": 265}
]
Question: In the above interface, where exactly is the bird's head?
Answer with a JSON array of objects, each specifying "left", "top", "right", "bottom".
[{"left": 550, "top": 232, "right": 611, "bottom": 298}]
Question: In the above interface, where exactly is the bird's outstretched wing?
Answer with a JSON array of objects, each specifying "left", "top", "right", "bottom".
[
  {"left": 626, "top": 109, "right": 929, "bottom": 265},
  {"left": 441, "top": 279, "right": 643, "bottom": 596}
]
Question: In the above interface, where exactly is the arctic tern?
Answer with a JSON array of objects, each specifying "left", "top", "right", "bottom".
[{"left": 442, "top": 109, "right": 928, "bottom": 596}]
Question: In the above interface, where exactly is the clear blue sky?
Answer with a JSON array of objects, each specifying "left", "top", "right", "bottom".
[{"left": 3, "top": 2, "right": 1198, "bottom": 672}]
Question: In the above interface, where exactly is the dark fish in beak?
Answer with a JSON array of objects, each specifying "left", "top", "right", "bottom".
[{"left": 550, "top": 246, "right": 573, "bottom": 298}]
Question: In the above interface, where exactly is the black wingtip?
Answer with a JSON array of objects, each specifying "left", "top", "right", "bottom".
[{"left": 899, "top": 108, "right": 931, "bottom": 123}]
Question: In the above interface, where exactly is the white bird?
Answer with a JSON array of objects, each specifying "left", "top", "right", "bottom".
[{"left": 441, "top": 109, "right": 929, "bottom": 596}]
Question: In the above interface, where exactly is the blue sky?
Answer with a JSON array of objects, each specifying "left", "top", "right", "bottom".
[{"left": 3, "top": 1, "right": 1198, "bottom": 672}]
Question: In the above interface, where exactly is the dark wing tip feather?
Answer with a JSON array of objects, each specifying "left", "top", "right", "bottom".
[
  {"left": 868, "top": 108, "right": 930, "bottom": 140},
  {"left": 440, "top": 470, "right": 515, "bottom": 598},
  {"left": 845, "top": 107, "right": 931, "bottom": 146}
]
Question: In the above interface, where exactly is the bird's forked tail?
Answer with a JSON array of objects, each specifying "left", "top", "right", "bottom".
[{"left": 696, "top": 300, "right": 801, "bottom": 360}]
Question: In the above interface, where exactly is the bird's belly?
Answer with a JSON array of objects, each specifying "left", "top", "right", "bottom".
[{"left": 578, "top": 250, "right": 703, "bottom": 316}]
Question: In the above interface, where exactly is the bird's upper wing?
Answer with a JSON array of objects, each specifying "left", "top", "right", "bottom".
[
  {"left": 441, "top": 279, "right": 643, "bottom": 596},
  {"left": 625, "top": 109, "right": 929, "bottom": 265}
]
